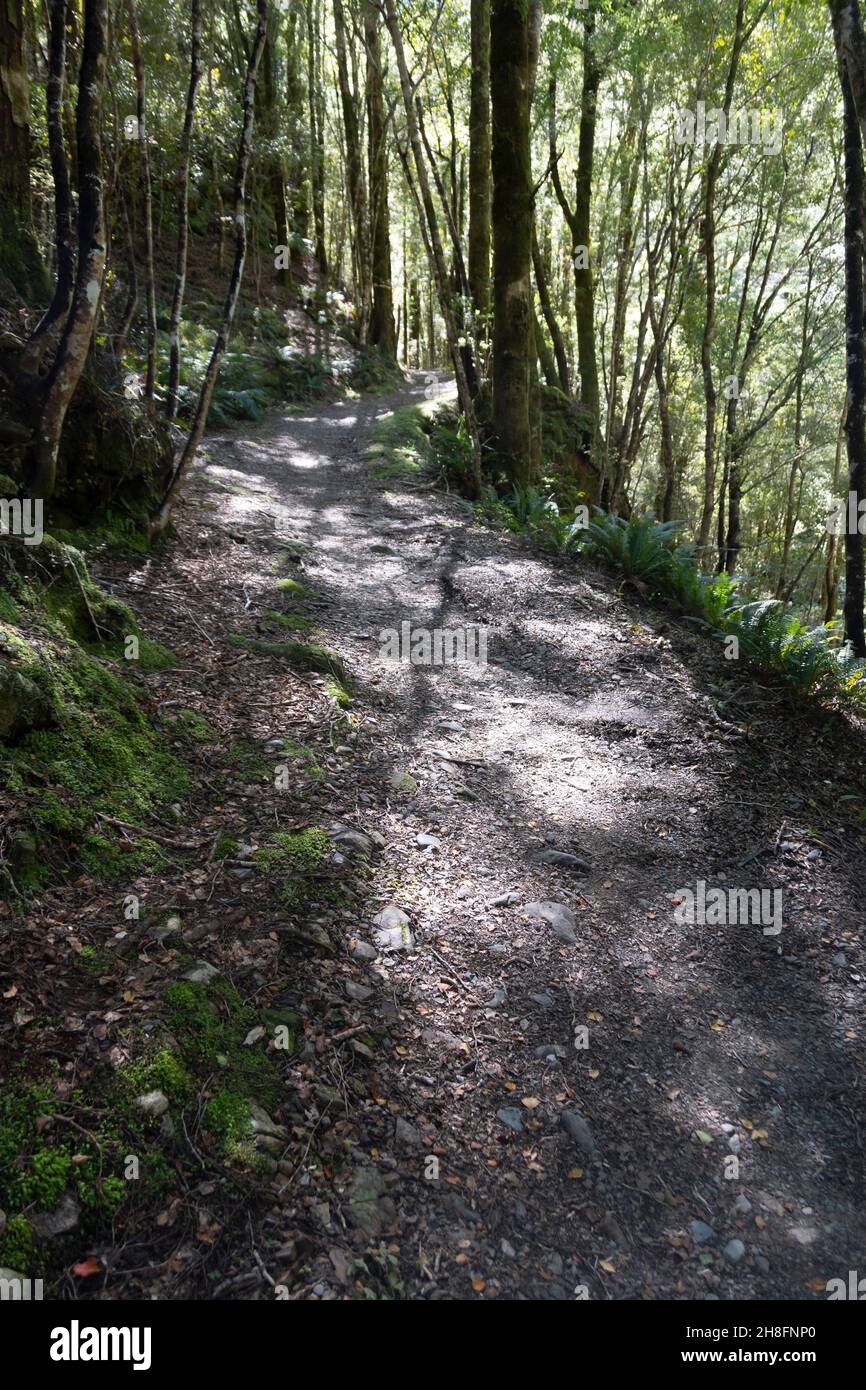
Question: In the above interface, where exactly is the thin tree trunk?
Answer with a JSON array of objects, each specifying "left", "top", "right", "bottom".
[
  {"left": 365, "top": 0, "right": 396, "bottom": 356},
  {"left": 21, "top": 0, "right": 73, "bottom": 369},
  {"left": 334, "top": 0, "right": 370, "bottom": 341},
  {"left": 490, "top": 0, "right": 534, "bottom": 488},
  {"left": 468, "top": 0, "right": 491, "bottom": 328},
  {"left": 532, "top": 221, "right": 569, "bottom": 395},
  {"left": 125, "top": 0, "right": 157, "bottom": 400},
  {"left": 384, "top": 0, "right": 482, "bottom": 493},
  {"left": 150, "top": 0, "right": 268, "bottom": 537},
  {"left": 29, "top": 0, "right": 108, "bottom": 501},
  {"left": 831, "top": 0, "right": 866, "bottom": 653},
  {"left": 696, "top": 0, "right": 756, "bottom": 551},
  {"left": 166, "top": 0, "right": 203, "bottom": 420},
  {"left": 306, "top": 0, "right": 327, "bottom": 278}
]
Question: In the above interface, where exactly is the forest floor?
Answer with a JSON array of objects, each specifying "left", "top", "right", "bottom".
[{"left": 26, "top": 371, "right": 866, "bottom": 1300}]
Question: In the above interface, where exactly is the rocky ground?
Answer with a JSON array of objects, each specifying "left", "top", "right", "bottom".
[{"left": 7, "top": 371, "right": 866, "bottom": 1301}]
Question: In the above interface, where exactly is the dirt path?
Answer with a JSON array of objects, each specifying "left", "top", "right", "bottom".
[{"left": 101, "top": 372, "right": 866, "bottom": 1301}]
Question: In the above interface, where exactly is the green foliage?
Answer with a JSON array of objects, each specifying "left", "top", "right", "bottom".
[{"left": 580, "top": 512, "right": 686, "bottom": 585}]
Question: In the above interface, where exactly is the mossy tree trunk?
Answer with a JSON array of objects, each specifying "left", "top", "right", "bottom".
[
  {"left": 29, "top": 0, "right": 108, "bottom": 504},
  {"left": 0, "top": 0, "right": 44, "bottom": 296},
  {"left": 20, "top": 0, "right": 73, "bottom": 367}
]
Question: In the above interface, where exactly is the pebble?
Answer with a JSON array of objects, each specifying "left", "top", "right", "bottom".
[
  {"left": 524, "top": 901, "right": 577, "bottom": 943},
  {"left": 724, "top": 1239, "right": 746, "bottom": 1264},
  {"left": 351, "top": 941, "right": 378, "bottom": 963},
  {"left": 497, "top": 1107, "right": 525, "bottom": 1134},
  {"left": 561, "top": 1110, "right": 596, "bottom": 1153},
  {"left": 529, "top": 992, "right": 554, "bottom": 1009},
  {"left": 690, "top": 1219, "right": 715, "bottom": 1245}
]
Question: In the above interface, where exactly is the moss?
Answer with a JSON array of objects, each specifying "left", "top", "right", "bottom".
[
  {"left": 226, "top": 632, "right": 347, "bottom": 681},
  {"left": 0, "top": 588, "right": 21, "bottom": 623},
  {"left": 164, "top": 708, "right": 217, "bottom": 744},
  {"left": 214, "top": 833, "right": 239, "bottom": 860},
  {"left": 77, "top": 944, "right": 112, "bottom": 978},
  {"left": 2, "top": 642, "right": 188, "bottom": 889},
  {"left": 253, "top": 827, "right": 330, "bottom": 906},
  {"left": 119, "top": 1048, "right": 192, "bottom": 1104},
  {"left": 163, "top": 979, "right": 279, "bottom": 1104},
  {"left": 203, "top": 1090, "right": 251, "bottom": 1153},
  {"left": 325, "top": 678, "right": 351, "bottom": 708},
  {"left": 266, "top": 610, "right": 311, "bottom": 632},
  {"left": 275, "top": 577, "right": 307, "bottom": 597},
  {"left": 365, "top": 405, "right": 433, "bottom": 480},
  {"left": 0, "top": 1215, "right": 33, "bottom": 1272}
]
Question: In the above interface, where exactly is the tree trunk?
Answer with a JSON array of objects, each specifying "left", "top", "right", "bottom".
[
  {"left": 490, "top": 0, "right": 533, "bottom": 488},
  {"left": 125, "top": 0, "right": 157, "bottom": 400},
  {"left": 831, "top": 0, "right": 866, "bottom": 653},
  {"left": 29, "top": 0, "right": 108, "bottom": 501},
  {"left": 306, "top": 0, "right": 327, "bottom": 279},
  {"left": 532, "top": 221, "right": 569, "bottom": 395},
  {"left": 697, "top": 0, "right": 752, "bottom": 552},
  {"left": 365, "top": 1, "right": 396, "bottom": 357},
  {"left": 334, "top": 0, "right": 370, "bottom": 341},
  {"left": 468, "top": 0, "right": 491, "bottom": 329},
  {"left": 166, "top": 0, "right": 202, "bottom": 420},
  {"left": 384, "top": 0, "right": 482, "bottom": 493},
  {"left": 574, "top": 17, "right": 600, "bottom": 458},
  {"left": 150, "top": 0, "right": 268, "bottom": 537},
  {"left": 0, "top": 0, "right": 44, "bottom": 296},
  {"left": 20, "top": 0, "right": 73, "bottom": 366}
]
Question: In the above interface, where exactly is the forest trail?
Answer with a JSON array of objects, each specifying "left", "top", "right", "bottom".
[{"left": 99, "top": 374, "right": 866, "bottom": 1301}]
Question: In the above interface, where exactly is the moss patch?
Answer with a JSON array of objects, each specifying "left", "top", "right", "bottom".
[
  {"left": 253, "top": 826, "right": 331, "bottom": 906},
  {"left": 226, "top": 633, "right": 347, "bottom": 681}
]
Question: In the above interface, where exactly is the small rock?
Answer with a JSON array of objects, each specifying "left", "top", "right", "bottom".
[
  {"left": 182, "top": 960, "right": 220, "bottom": 985},
  {"left": 394, "top": 1116, "right": 421, "bottom": 1148},
  {"left": 529, "top": 992, "right": 554, "bottom": 1009},
  {"left": 345, "top": 980, "right": 374, "bottom": 1002},
  {"left": 243, "top": 1025, "right": 265, "bottom": 1046},
  {"left": 733, "top": 1195, "right": 752, "bottom": 1215},
  {"left": 690, "top": 1219, "right": 715, "bottom": 1245},
  {"left": 724, "top": 1239, "right": 746, "bottom": 1264},
  {"left": 524, "top": 901, "right": 577, "bottom": 943},
  {"left": 501, "top": 1238, "right": 516, "bottom": 1258},
  {"left": 136, "top": 1090, "right": 169, "bottom": 1117},
  {"left": 30, "top": 1192, "right": 80, "bottom": 1240},
  {"left": 561, "top": 1111, "right": 596, "bottom": 1153},
  {"left": 374, "top": 922, "right": 416, "bottom": 952},
  {"left": 484, "top": 988, "right": 507, "bottom": 1009},
  {"left": 373, "top": 904, "right": 411, "bottom": 931},
  {"left": 534, "top": 1043, "right": 568, "bottom": 1060},
  {"left": 416, "top": 832, "right": 441, "bottom": 851},
  {"left": 488, "top": 891, "right": 521, "bottom": 908},
  {"left": 497, "top": 1106, "right": 525, "bottom": 1133},
  {"left": 351, "top": 941, "right": 378, "bottom": 963},
  {"left": 532, "top": 849, "right": 590, "bottom": 872}
]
